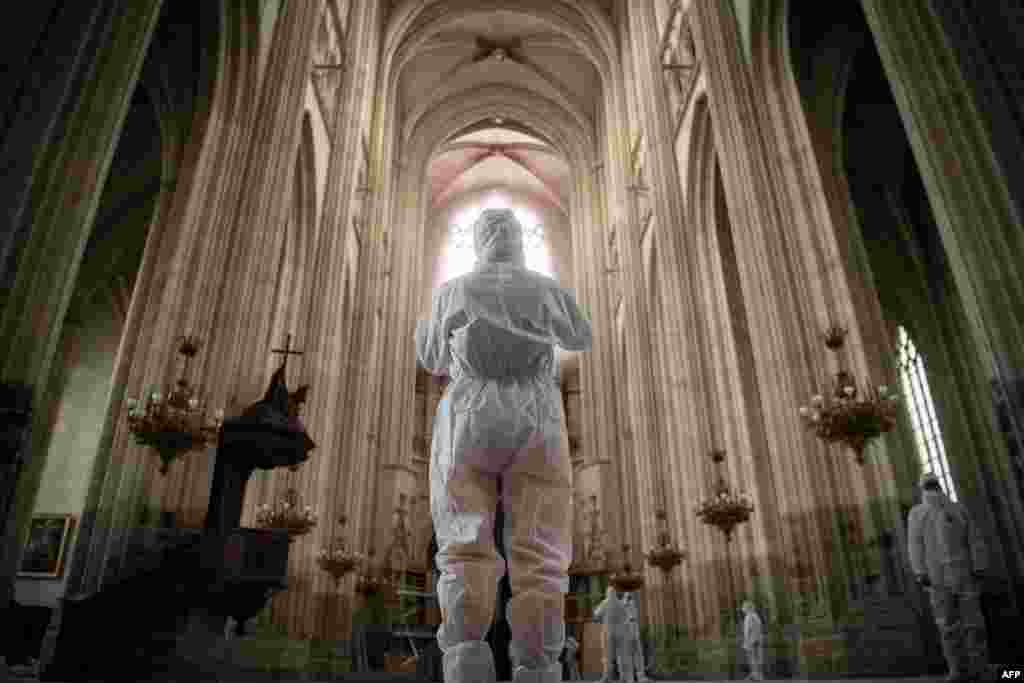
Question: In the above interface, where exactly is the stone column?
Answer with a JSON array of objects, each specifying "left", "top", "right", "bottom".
[
  {"left": 628, "top": 1, "right": 759, "bottom": 630},
  {"left": 0, "top": 0, "right": 164, "bottom": 625},
  {"left": 63, "top": 0, "right": 261, "bottom": 598},
  {"left": 861, "top": 0, "right": 1024, "bottom": 548},
  {"left": 264, "top": 0, "right": 383, "bottom": 639},
  {"left": 691, "top": 0, "right": 858, "bottom": 621},
  {"left": 573, "top": 162, "right": 621, "bottom": 546},
  {"left": 208, "top": 0, "right": 324, "bottom": 418}
]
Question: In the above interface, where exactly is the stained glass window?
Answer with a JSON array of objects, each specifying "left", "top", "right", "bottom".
[{"left": 897, "top": 325, "right": 956, "bottom": 500}]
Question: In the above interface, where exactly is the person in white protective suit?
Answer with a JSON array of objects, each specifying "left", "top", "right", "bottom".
[
  {"left": 741, "top": 600, "right": 764, "bottom": 681},
  {"left": 563, "top": 634, "right": 581, "bottom": 681},
  {"left": 416, "top": 208, "right": 593, "bottom": 683},
  {"left": 908, "top": 472, "right": 990, "bottom": 683},
  {"left": 594, "top": 587, "right": 634, "bottom": 683},
  {"left": 623, "top": 593, "right": 649, "bottom": 682}
]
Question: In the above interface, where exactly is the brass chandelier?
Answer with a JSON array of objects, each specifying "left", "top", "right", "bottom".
[
  {"left": 355, "top": 548, "right": 402, "bottom": 600},
  {"left": 317, "top": 515, "right": 365, "bottom": 587},
  {"left": 646, "top": 509, "right": 686, "bottom": 574},
  {"left": 125, "top": 335, "right": 223, "bottom": 474},
  {"left": 696, "top": 450, "right": 753, "bottom": 542},
  {"left": 798, "top": 323, "right": 900, "bottom": 464},
  {"left": 569, "top": 495, "right": 609, "bottom": 577},
  {"left": 609, "top": 543, "right": 645, "bottom": 593},
  {"left": 255, "top": 487, "right": 317, "bottom": 539}
]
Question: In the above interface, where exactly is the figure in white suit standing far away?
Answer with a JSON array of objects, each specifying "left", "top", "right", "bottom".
[
  {"left": 623, "top": 593, "right": 649, "bottom": 682},
  {"left": 908, "top": 471, "right": 991, "bottom": 683},
  {"left": 741, "top": 600, "right": 764, "bottom": 681},
  {"left": 416, "top": 208, "right": 593, "bottom": 683},
  {"left": 563, "top": 634, "right": 581, "bottom": 681},
  {"left": 594, "top": 587, "right": 633, "bottom": 683}
]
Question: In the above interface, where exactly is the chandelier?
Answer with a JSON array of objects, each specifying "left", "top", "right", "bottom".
[
  {"left": 356, "top": 549, "right": 401, "bottom": 599},
  {"left": 569, "top": 495, "right": 609, "bottom": 577},
  {"left": 317, "top": 515, "right": 365, "bottom": 587},
  {"left": 696, "top": 450, "right": 753, "bottom": 542},
  {"left": 125, "top": 335, "right": 223, "bottom": 474},
  {"left": 255, "top": 488, "right": 317, "bottom": 539},
  {"left": 646, "top": 509, "right": 686, "bottom": 574},
  {"left": 798, "top": 323, "right": 900, "bottom": 464},
  {"left": 609, "top": 544, "right": 645, "bottom": 593}
]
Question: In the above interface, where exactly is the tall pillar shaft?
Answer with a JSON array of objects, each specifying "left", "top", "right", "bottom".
[
  {"left": 861, "top": 0, "right": 1024, "bottom": 573},
  {"left": 0, "top": 0, "right": 164, "bottom": 613},
  {"left": 691, "top": 0, "right": 859, "bottom": 620}
]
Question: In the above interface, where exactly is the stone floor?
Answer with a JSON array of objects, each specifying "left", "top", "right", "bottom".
[{"left": 5, "top": 670, "right": 954, "bottom": 683}]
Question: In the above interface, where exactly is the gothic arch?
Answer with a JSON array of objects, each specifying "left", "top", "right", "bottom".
[
  {"left": 385, "top": 0, "right": 619, "bottom": 81},
  {"left": 406, "top": 86, "right": 595, "bottom": 175}
]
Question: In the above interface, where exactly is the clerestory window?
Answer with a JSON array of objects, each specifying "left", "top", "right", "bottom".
[{"left": 897, "top": 325, "right": 956, "bottom": 500}]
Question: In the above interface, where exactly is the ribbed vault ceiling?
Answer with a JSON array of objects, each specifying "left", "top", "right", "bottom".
[{"left": 396, "top": 4, "right": 605, "bottom": 212}]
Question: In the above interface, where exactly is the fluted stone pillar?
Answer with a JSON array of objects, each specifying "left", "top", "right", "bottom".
[
  {"left": 691, "top": 0, "right": 869, "bottom": 622},
  {"left": 573, "top": 164, "right": 621, "bottom": 545},
  {"left": 860, "top": 1, "right": 1024, "bottom": 394},
  {"left": 627, "top": 2, "right": 762, "bottom": 631},
  {"left": 178, "top": 2, "right": 324, "bottom": 622},
  {"left": 0, "top": 0, "right": 164, "bottom": 627},
  {"left": 861, "top": 0, "right": 1024, "bottom": 580},
  {"left": 208, "top": 0, "right": 323, "bottom": 420},
  {"left": 55, "top": 1, "right": 268, "bottom": 601}
]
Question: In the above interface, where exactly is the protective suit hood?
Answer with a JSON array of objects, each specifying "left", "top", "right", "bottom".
[{"left": 474, "top": 208, "right": 526, "bottom": 266}]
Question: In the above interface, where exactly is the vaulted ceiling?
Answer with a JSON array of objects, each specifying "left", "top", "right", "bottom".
[
  {"left": 396, "top": 6, "right": 605, "bottom": 214},
  {"left": 428, "top": 126, "right": 571, "bottom": 211}
]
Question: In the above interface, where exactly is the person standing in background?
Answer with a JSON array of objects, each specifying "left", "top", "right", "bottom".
[
  {"left": 908, "top": 472, "right": 991, "bottom": 683},
  {"left": 741, "top": 600, "right": 764, "bottom": 681}
]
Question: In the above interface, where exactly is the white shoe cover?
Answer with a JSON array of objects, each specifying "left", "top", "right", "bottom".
[
  {"left": 512, "top": 662, "right": 563, "bottom": 683},
  {"left": 443, "top": 640, "right": 496, "bottom": 683}
]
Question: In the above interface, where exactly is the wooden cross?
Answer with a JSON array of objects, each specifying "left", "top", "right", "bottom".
[{"left": 271, "top": 333, "right": 304, "bottom": 370}]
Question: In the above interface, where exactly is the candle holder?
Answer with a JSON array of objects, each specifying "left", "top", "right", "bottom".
[
  {"left": 255, "top": 488, "right": 317, "bottom": 539},
  {"left": 125, "top": 336, "right": 223, "bottom": 474},
  {"left": 609, "top": 544, "right": 645, "bottom": 593},
  {"left": 696, "top": 450, "right": 753, "bottom": 542},
  {"left": 798, "top": 323, "right": 900, "bottom": 464},
  {"left": 317, "top": 515, "right": 365, "bottom": 587}
]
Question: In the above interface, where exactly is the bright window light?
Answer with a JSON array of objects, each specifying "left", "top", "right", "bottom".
[
  {"left": 897, "top": 325, "right": 956, "bottom": 501},
  {"left": 441, "top": 193, "right": 553, "bottom": 282}
]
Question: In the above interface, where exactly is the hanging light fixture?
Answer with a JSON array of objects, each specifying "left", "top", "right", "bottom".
[
  {"left": 646, "top": 509, "right": 686, "bottom": 574},
  {"left": 317, "top": 515, "right": 365, "bottom": 587},
  {"left": 609, "top": 543, "right": 645, "bottom": 593},
  {"left": 569, "top": 495, "right": 610, "bottom": 577},
  {"left": 696, "top": 450, "right": 754, "bottom": 542},
  {"left": 647, "top": 508, "right": 686, "bottom": 636},
  {"left": 125, "top": 335, "right": 223, "bottom": 474},
  {"left": 356, "top": 548, "right": 401, "bottom": 600},
  {"left": 798, "top": 323, "right": 900, "bottom": 464},
  {"left": 255, "top": 487, "right": 317, "bottom": 540}
]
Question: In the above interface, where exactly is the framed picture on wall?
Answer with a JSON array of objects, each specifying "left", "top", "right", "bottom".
[{"left": 18, "top": 514, "right": 74, "bottom": 579}]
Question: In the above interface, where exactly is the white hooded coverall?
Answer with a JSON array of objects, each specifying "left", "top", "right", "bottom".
[
  {"left": 741, "top": 603, "right": 764, "bottom": 681},
  {"left": 624, "top": 593, "right": 648, "bottom": 682},
  {"left": 594, "top": 588, "right": 634, "bottom": 683},
  {"left": 416, "top": 208, "right": 593, "bottom": 683},
  {"left": 563, "top": 635, "right": 581, "bottom": 681},
  {"left": 908, "top": 487, "right": 990, "bottom": 680}
]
